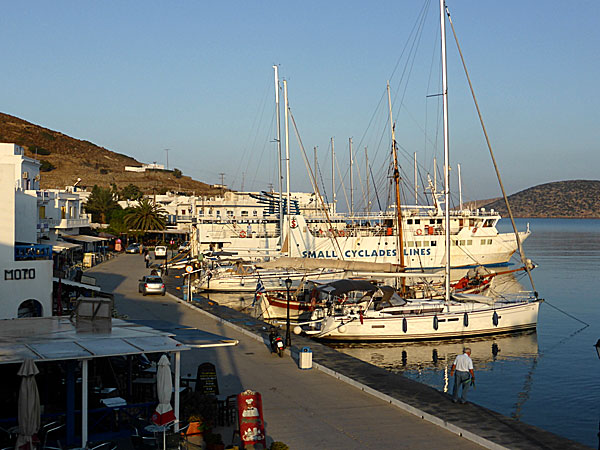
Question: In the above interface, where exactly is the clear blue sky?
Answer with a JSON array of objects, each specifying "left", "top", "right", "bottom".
[{"left": 1, "top": 0, "right": 598, "bottom": 208}]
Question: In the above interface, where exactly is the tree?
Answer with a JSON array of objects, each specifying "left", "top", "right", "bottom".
[
  {"left": 84, "top": 185, "right": 121, "bottom": 223},
  {"left": 40, "top": 160, "right": 55, "bottom": 172},
  {"left": 173, "top": 168, "right": 182, "bottom": 178},
  {"left": 120, "top": 183, "right": 143, "bottom": 201},
  {"left": 124, "top": 198, "right": 167, "bottom": 232}
]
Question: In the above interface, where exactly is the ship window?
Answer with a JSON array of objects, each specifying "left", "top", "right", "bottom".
[
  {"left": 469, "top": 219, "right": 476, "bottom": 227},
  {"left": 481, "top": 239, "right": 487, "bottom": 245},
  {"left": 459, "top": 240, "right": 465, "bottom": 246},
  {"left": 226, "top": 210, "right": 234, "bottom": 217},
  {"left": 484, "top": 219, "right": 494, "bottom": 227},
  {"left": 415, "top": 241, "right": 421, "bottom": 247},
  {"left": 253, "top": 210, "right": 258, "bottom": 217},
  {"left": 414, "top": 219, "right": 420, "bottom": 224},
  {"left": 431, "top": 241, "right": 437, "bottom": 246},
  {"left": 451, "top": 240, "right": 457, "bottom": 246},
  {"left": 459, "top": 219, "right": 464, "bottom": 227},
  {"left": 406, "top": 241, "right": 414, "bottom": 247},
  {"left": 488, "top": 239, "right": 493, "bottom": 245},
  {"left": 216, "top": 210, "right": 221, "bottom": 216},
  {"left": 423, "top": 241, "right": 430, "bottom": 247},
  {"left": 241, "top": 210, "right": 249, "bottom": 217},
  {"left": 467, "top": 240, "right": 472, "bottom": 245},
  {"left": 437, "top": 219, "right": 442, "bottom": 224},
  {"left": 407, "top": 219, "right": 413, "bottom": 224}
]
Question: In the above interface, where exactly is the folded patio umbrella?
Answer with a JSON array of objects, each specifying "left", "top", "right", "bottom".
[
  {"left": 15, "top": 359, "right": 40, "bottom": 450},
  {"left": 151, "top": 355, "right": 176, "bottom": 426}
]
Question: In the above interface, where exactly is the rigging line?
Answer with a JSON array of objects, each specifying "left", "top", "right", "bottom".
[
  {"left": 543, "top": 299, "right": 590, "bottom": 327},
  {"left": 288, "top": 109, "right": 344, "bottom": 258},
  {"left": 445, "top": 6, "right": 537, "bottom": 296},
  {"left": 369, "top": 164, "right": 383, "bottom": 211},
  {"left": 249, "top": 112, "right": 276, "bottom": 192}
]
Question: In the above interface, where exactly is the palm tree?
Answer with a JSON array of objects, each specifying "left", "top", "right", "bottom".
[
  {"left": 124, "top": 198, "right": 167, "bottom": 233},
  {"left": 85, "top": 185, "right": 121, "bottom": 223}
]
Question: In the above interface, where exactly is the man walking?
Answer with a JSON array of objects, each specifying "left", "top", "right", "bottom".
[{"left": 450, "top": 347, "right": 475, "bottom": 404}]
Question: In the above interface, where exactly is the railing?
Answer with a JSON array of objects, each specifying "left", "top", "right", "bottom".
[{"left": 14, "top": 244, "right": 53, "bottom": 261}]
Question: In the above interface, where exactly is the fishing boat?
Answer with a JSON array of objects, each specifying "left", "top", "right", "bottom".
[{"left": 294, "top": 0, "right": 542, "bottom": 341}]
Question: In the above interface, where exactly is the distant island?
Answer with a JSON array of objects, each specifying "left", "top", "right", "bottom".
[
  {"left": 478, "top": 180, "right": 600, "bottom": 218},
  {"left": 0, "top": 112, "right": 598, "bottom": 218}
]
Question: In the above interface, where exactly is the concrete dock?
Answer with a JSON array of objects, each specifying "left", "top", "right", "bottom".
[{"left": 88, "top": 254, "right": 589, "bottom": 449}]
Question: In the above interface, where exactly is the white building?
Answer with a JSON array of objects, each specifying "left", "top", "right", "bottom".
[{"left": 0, "top": 143, "right": 53, "bottom": 318}]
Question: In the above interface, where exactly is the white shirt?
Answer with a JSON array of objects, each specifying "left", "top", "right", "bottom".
[{"left": 453, "top": 353, "right": 473, "bottom": 372}]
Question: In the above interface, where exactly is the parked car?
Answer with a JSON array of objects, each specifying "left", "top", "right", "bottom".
[
  {"left": 178, "top": 241, "right": 190, "bottom": 252},
  {"left": 154, "top": 246, "right": 167, "bottom": 259},
  {"left": 138, "top": 275, "right": 166, "bottom": 296},
  {"left": 126, "top": 243, "right": 141, "bottom": 254}
]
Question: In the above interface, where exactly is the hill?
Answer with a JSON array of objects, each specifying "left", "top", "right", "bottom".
[
  {"left": 481, "top": 180, "right": 600, "bottom": 218},
  {"left": 0, "top": 112, "right": 220, "bottom": 195}
]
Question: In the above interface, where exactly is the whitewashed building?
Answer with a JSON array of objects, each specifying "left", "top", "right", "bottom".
[{"left": 0, "top": 143, "right": 53, "bottom": 318}]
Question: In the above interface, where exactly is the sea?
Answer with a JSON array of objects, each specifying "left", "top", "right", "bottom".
[{"left": 202, "top": 218, "right": 600, "bottom": 447}]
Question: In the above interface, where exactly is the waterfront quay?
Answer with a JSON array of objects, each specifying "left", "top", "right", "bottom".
[{"left": 89, "top": 254, "right": 589, "bottom": 449}]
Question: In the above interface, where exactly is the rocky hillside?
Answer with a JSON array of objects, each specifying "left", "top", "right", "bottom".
[
  {"left": 0, "top": 112, "right": 220, "bottom": 195},
  {"left": 482, "top": 180, "right": 600, "bottom": 218}
]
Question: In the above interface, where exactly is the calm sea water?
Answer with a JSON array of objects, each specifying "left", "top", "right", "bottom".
[
  {"left": 333, "top": 218, "right": 600, "bottom": 447},
  {"left": 203, "top": 218, "right": 600, "bottom": 447}
]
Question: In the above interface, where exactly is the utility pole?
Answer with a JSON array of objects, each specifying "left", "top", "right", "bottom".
[
  {"left": 164, "top": 148, "right": 170, "bottom": 171},
  {"left": 219, "top": 173, "right": 225, "bottom": 197}
]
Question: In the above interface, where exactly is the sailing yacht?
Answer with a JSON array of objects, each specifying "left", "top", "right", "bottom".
[{"left": 296, "top": 0, "right": 541, "bottom": 341}]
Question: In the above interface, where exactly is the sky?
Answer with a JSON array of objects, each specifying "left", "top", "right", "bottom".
[{"left": 1, "top": 0, "right": 598, "bottom": 210}]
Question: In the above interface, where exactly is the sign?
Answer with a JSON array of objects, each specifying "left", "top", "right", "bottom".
[
  {"left": 237, "top": 390, "right": 266, "bottom": 448},
  {"left": 4, "top": 268, "right": 36, "bottom": 280},
  {"left": 195, "top": 362, "right": 219, "bottom": 395}
]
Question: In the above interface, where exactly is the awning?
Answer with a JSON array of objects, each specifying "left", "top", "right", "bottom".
[
  {"left": 62, "top": 235, "right": 108, "bottom": 243},
  {"left": 127, "top": 320, "right": 239, "bottom": 348},
  {"left": 52, "top": 278, "right": 101, "bottom": 292},
  {"left": 0, "top": 317, "right": 189, "bottom": 365},
  {"left": 40, "top": 240, "right": 82, "bottom": 253}
]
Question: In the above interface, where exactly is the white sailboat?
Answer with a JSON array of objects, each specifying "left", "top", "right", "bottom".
[{"left": 297, "top": 0, "right": 541, "bottom": 341}]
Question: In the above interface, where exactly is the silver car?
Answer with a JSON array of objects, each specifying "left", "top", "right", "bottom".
[{"left": 139, "top": 275, "right": 166, "bottom": 296}]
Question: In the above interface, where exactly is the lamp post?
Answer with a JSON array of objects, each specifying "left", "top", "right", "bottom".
[
  {"left": 285, "top": 278, "right": 292, "bottom": 347},
  {"left": 594, "top": 339, "right": 600, "bottom": 450}
]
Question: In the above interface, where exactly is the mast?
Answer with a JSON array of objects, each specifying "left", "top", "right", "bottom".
[
  {"left": 414, "top": 152, "right": 418, "bottom": 204},
  {"left": 458, "top": 163, "right": 463, "bottom": 211},
  {"left": 365, "top": 147, "right": 370, "bottom": 215},
  {"left": 273, "top": 65, "right": 284, "bottom": 241},
  {"left": 349, "top": 137, "right": 354, "bottom": 216},
  {"left": 440, "top": 0, "right": 451, "bottom": 302},
  {"left": 331, "top": 137, "right": 336, "bottom": 214},
  {"left": 387, "top": 81, "right": 405, "bottom": 271},
  {"left": 284, "top": 79, "right": 291, "bottom": 223}
]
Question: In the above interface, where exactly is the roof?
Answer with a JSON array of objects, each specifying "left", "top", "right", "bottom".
[
  {"left": 0, "top": 317, "right": 189, "bottom": 365},
  {"left": 41, "top": 240, "right": 82, "bottom": 252},
  {"left": 127, "top": 320, "right": 239, "bottom": 348}
]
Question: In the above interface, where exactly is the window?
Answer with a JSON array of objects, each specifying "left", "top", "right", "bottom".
[
  {"left": 407, "top": 219, "right": 413, "bottom": 225},
  {"left": 414, "top": 219, "right": 421, "bottom": 224},
  {"left": 451, "top": 240, "right": 457, "bottom": 246},
  {"left": 38, "top": 206, "right": 45, "bottom": 219},
  {"left": 241, "top": 211, "right": 249, "bottom": 217},
  {"left": 415, "top": 241, "right": 421, "bottom": 247},
  {"left": 216, "top": 210, "right": 221, "bottom": 217},
  {"left": 406, "top": 241, "right": 414, "bottom": 247},
  {"left": 61, "top": 206, "right": 66, "bottom": 219},
  {"left": 253, "top": 210, "right": 258, "bottom": 217},
  {"left": 467, "top": 240, "right": 472, "bottom": 245},
  {"left": 459, "top": 240, "right": 465, "bottom": 246},
  {"left": 437, "top": 219, "right": 442, "bottom": 224},
  {"left": 226, "top": 210, "right": 234, "bottom": 217},
  {"left": 430, "top": 219, "right": 435, "bottom": 224},
  {"left": 431, "top": 241, "right": 437, "bottom": 246}
]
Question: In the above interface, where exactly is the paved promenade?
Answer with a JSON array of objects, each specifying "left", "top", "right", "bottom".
[{"left": 88, "top": 254, "right": 589, "bottom": 449}]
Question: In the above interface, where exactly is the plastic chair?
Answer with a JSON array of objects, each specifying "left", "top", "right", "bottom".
[
  {"left": 130, "top": 434, "right": 158, "bottom": 450},
  {"left": 39, "top": 421, "right": 65, "bottom": 450}
]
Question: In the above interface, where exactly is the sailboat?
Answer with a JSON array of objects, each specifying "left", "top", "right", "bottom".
[{"left": 296, "top": 0, "right": 542, "bottom": 341}]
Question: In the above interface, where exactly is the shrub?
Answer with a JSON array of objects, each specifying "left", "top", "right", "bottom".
[
  {"left": 30, "top": 146, "right": 51, "bottom": 155},
  {"left": 270, "top": 443, "right": 289, "bottom": 450},
  {"left": 99, "top": 168, "right": 110, "bottom": 174},
  {"left": 40, "top": 159, "right": 55, "bottom": 172},
  {"left": 173, "top": 168, "right": 183, "bottom": 178}
]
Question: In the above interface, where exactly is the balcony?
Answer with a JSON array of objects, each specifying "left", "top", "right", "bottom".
[
  {"left": 15, "top": 244, "right": 53, "bottom": 261},
  {"left": 39, "top": 218, "right": 90, "bottom": 229}
]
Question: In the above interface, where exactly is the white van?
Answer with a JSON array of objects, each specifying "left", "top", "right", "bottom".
[{"left": 154, "top": 245, "right": 167, "bottom": 259}]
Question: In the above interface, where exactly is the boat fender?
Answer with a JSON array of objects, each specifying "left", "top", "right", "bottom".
[
  {"left": 402, "top": 317, "right": 408, "bottom": 333},
  {"left": 416, "top": 229, "right": 423, "bottom": 235},
  {"left": 433, "top": 315, "right": 439, "bottom": 330},
  {"left": 492, "top": 311, "right": 499, "bottom": 326},
  {"left": 463, "top": 312, "right": 469, "bottom": 327},
  {"left": 338, "top": 324, "right": 347, "bottom": 333},
  {"left": 239, "top": 230, "right": 246, "bottom": 238},
  {"left": 359, "top": 311, "right": 364, "bottom": 325},
  {"left": 293, "top": 326, "right": 302, "bottom": 335}
]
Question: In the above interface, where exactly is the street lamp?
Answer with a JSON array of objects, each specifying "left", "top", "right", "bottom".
[
  {"left": 285, "top": 278, "right": 292, "bottom": 347},
  {"left": 594, "top": 339, "right": 600, "bottom": 450}
]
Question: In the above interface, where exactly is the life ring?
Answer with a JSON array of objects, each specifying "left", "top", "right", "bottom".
[
  {"left": 239, "top": 231, "right": 246, "bottom": 238},
  {"left": 416, "top": 229, "right": 423, "bottom": 236},
  {"left": 339, "top": 230, "right": 345, "bottom": 237},
  {"left": 472, "top": 227, "right": 477, "bottom": 233}
]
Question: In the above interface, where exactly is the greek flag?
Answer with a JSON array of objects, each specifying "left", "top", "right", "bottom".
[{"left": 252, "top": 278, "right": 267, "bottom": 306}]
